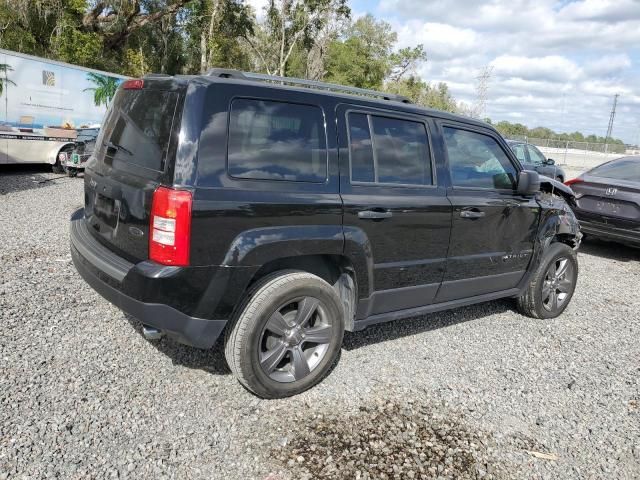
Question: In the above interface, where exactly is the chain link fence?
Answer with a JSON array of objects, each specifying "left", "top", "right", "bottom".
[
  {"left": 504, "top": 136, "right": 640, "bottom": 172},
  {"left": 505, "top": 135, "right": 636, "bottom": 154}
]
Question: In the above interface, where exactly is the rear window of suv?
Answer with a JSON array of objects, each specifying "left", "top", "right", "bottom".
[
  {"left": 99, "top": 89, "right": 178, "bottom": 172},
  {"left": 227, "top": 99, "right": 327, "bottom": 182},
  {"left": 348, "top": 112, "right": 433, "bottom": 186}
]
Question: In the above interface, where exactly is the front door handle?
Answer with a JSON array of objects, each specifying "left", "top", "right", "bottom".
[
  {"left": 459, "top": 209, "right": 485, "bottom": 219},
  {"left": 358, "top": 209, "right": 393, "bottom": 220}
]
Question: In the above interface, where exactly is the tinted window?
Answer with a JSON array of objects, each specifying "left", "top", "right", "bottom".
[
  {"left": 527, "top": 145, "right": 546, "bottom": 165},
  {"left": 348, "top": 113, "right": 375, "bottom": 182},
  {"left": 227, "top": 99, "right": 327, "bottom": 182},
  {"left": 371, "top": 116, "right": 432, "bottom": 185},
  {"left": 101, "top": 89, "right": 178, "bottom": 171},
  {"left": 511, "top": 143, "right": 527, "bottom": 163},
  {"left": 590, "top": 157, "right": 640, "bottom": 182},
  {"left": 444, "top": 127, "right": 517, "bottom": 189},
  {"left": 348, "top": 113, "right": 432, "bottom": 185}
]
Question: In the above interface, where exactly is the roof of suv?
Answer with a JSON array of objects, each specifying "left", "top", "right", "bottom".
[{"left": 146, "top": 71, "right": 493, "bottom": 132}]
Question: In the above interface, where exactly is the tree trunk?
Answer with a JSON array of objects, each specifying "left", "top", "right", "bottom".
[
  {"left": 206, "top": 0, "right": 220, "bottom": 67},
  {"left": 279, "top": 0, "right": 288, "bottom": 76},
  {"left": 200, "top": 30, "right": 207, "bottom": 73}
]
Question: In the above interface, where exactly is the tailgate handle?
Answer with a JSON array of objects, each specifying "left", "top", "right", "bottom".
[
  {"left": 358, "top": 209, "right": 393, "bottom": 220},
  {"left": 460, "top": 209, "right": 485, "bottom": 219}
]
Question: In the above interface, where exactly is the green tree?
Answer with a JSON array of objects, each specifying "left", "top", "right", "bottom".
[
  {"left": 245, "top": 0, "right": 350, "bottom": 76},
  {"left": 0, "top": 63, "right": 16, "bottom": 97},
  {"left": 83, "top": 73, "right": 120, "bottom": 107},
  {"left": 385, "top": 77, "right": 457, "bottom": 112},
  {"left": 325, "top": 15, "right": 396, "bottom": 89}
]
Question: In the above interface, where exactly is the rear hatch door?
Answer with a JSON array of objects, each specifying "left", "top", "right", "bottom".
[{"left": 84, "top": 80, "right": 182, "bottom": 263}]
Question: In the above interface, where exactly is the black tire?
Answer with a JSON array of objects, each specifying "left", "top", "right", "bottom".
[
  {"left": 225, "top": 271, "right": 344, "bottom": 399},
  {"left": 517, "top": 242, "right": 578, "bottom": 319},
  {"left": 52, "top": 147, "right": 71, "bottom": 173},
  {"left": 52, "top": 161, "right": 64, "bottom": 174}
]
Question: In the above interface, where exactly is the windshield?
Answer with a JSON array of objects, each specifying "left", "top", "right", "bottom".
[
  {"left": 77, "top": 129, "right": 99, "bottom": 142},
  {"left": 589, "top": 157, "right": 640, "bottom": 182}
]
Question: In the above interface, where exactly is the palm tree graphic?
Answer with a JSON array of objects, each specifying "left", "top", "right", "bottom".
[
  {"left": 0, "top": 63, "right": 16, "bottom": 97},
  {"left": 83, "top": 72, "right": 119, "bottom": 107}
]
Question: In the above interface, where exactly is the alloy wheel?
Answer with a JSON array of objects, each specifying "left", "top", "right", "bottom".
[
  {"left": 542, "top": 257, "right": 575, "bottom": 312},
  {"left": 258, "top": 296, "right": 333, "bottom": 383}
]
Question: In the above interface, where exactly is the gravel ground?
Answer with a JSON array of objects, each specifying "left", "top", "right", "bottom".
[{"left": 1, "top": 167, "right": 639, "bottom": 479}]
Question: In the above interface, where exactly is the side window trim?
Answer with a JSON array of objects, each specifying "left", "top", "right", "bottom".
[
  {"left": 225, "top": 96, "right": 330, "bottom": 184},
  {"left": 366, "top": 114, "right": 380, "bottom": 183},
  {"left": 439, "top": 121, "right": 520, "bottom": 193},
  {"left": 346, "top": 108, "right": 437, "bottom": 189}
]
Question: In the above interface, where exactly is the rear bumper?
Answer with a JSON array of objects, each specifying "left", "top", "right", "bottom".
[
  {"left": 577, "top": 217, "right": 640, "bottom": 247},
  {"left": 70, "top": 212, "right": 228, "bottom": 348}
]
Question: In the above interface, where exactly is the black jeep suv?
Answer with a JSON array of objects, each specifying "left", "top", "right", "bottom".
[{"left": 70, "top": 71, "right": 581, "bottom": 398}]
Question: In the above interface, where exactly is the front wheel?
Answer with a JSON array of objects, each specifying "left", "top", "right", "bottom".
[
  {"left": 517, "top": 243, "right": 578, "bottom": 319},
  {"left": 225, "top": 271, "right": 344, "bottom": 399}
]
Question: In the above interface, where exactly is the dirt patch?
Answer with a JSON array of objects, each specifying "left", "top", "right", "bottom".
[{"left": 274, "top": 399, "right": 507, "bottom": 480}]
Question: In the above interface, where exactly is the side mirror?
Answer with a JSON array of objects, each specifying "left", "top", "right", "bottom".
[
  {"left": 517, "top": 170, "right": 540, "bottom": 196},
  {"left": 545, "top": 158, "right": 555, "bottom": 165}
]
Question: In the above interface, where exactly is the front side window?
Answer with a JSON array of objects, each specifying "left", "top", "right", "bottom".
[
  {"left": 348, "top": 113, "right": 432, "bottom": 186},
  {"left": 443, "top": 127, "right": 517, "bottom": 190},
  {"left": 227, "top": 99, "right": 327, "bottom": 182},
  {"left": 526, "top": 145, "right": 547, "bottom": 165}
]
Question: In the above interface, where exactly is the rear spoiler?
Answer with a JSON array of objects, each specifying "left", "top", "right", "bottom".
[{"left": 539, "top": 175, "right": 576, "bottom": 205}]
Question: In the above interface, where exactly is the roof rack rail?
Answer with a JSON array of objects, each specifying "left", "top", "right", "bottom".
[{"left": 205, "top": 68, "right": 411, "bottom": 104}]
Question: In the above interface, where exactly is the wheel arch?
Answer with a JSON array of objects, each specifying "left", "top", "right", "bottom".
[
  {"left": 48, "top": 142, "right": 76, "bottom": 165},
  {"left": 247, "top": 254, "right": 359, "bottom": 332}
]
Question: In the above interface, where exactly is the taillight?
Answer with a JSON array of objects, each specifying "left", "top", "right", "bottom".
[
  {"left": 564, "top": 177, "right": 583, "bottom": 187},
  {"left": 122, "top": 79, "right": 144, "bottom": 90},
  {"left": 149, "top": 186, "right": 192, "bottom": 266}
]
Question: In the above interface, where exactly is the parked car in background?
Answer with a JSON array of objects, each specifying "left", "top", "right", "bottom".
[
  {"left": 70, "top": 71, "right": 582, "bottom": 399},
  {"left": 566, "top": 156, "right": 640, "bottom": 248},
  {"left": 507, "top": 140, "right": 566, "bottom": 182},
  {"left": 61, "top": 127, "right": 100, "bottom": 176}
]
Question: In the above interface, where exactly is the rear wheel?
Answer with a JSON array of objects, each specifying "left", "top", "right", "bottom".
[
  {"left": 225, "top": 271, "right": 344, "bottom": 398},
  {"left": 517, "top": 243, "right": 578, "bottom": 319}
]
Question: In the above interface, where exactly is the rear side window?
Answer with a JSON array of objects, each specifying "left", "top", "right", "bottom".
[
  {"left": 443, "top": 127, "right": 517, "bottom": 190},
  {"left": 227, "top": 99, "right": 327, "bottom": 182},
  {"left": 101, "top": 89, "right": 178, "bottom": 171},
  {"left": 348, "top": 113, "right": 432, "bottom": 185},
  {"left": 510, "top": 143, "right": 527, "bottom": 163}
]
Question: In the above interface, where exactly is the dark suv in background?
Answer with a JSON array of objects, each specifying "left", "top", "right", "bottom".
[
  {"left": 507, "top": 139, "right": 566, "bottom": 182},
  {"left": 70, "top": 71, "right": 581, "bottom": 398}
]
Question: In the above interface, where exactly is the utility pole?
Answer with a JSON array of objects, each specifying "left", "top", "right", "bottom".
[
  {"left": 604, "top": 93, "right": 619, "bottom": 153},
  {"left": 474, "top": 66, "right": 493, "bottom": 119}
]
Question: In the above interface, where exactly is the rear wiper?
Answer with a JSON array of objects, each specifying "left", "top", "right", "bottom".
[{"left": 104, "top": 141, "right": 133, "bottom": 156}]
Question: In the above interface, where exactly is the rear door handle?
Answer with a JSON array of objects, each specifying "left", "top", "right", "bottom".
[
  {"left": 358, "top": 210, "right": 393, "bottom": 220},
  {"left": 459, "top": 209, "right": 485, "bottom": 219}
]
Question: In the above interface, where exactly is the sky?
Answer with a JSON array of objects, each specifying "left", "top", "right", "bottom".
[
  {"left": 249, "top": 0, "right": 640, "bottom": 144},
  {"left": 349, "top": 0, "right": 640, "bottom": 144}
]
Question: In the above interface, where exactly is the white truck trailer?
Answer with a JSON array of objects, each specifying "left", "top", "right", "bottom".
[{"left": 0, "top": 49, "right": 127, "bottom": 169}]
